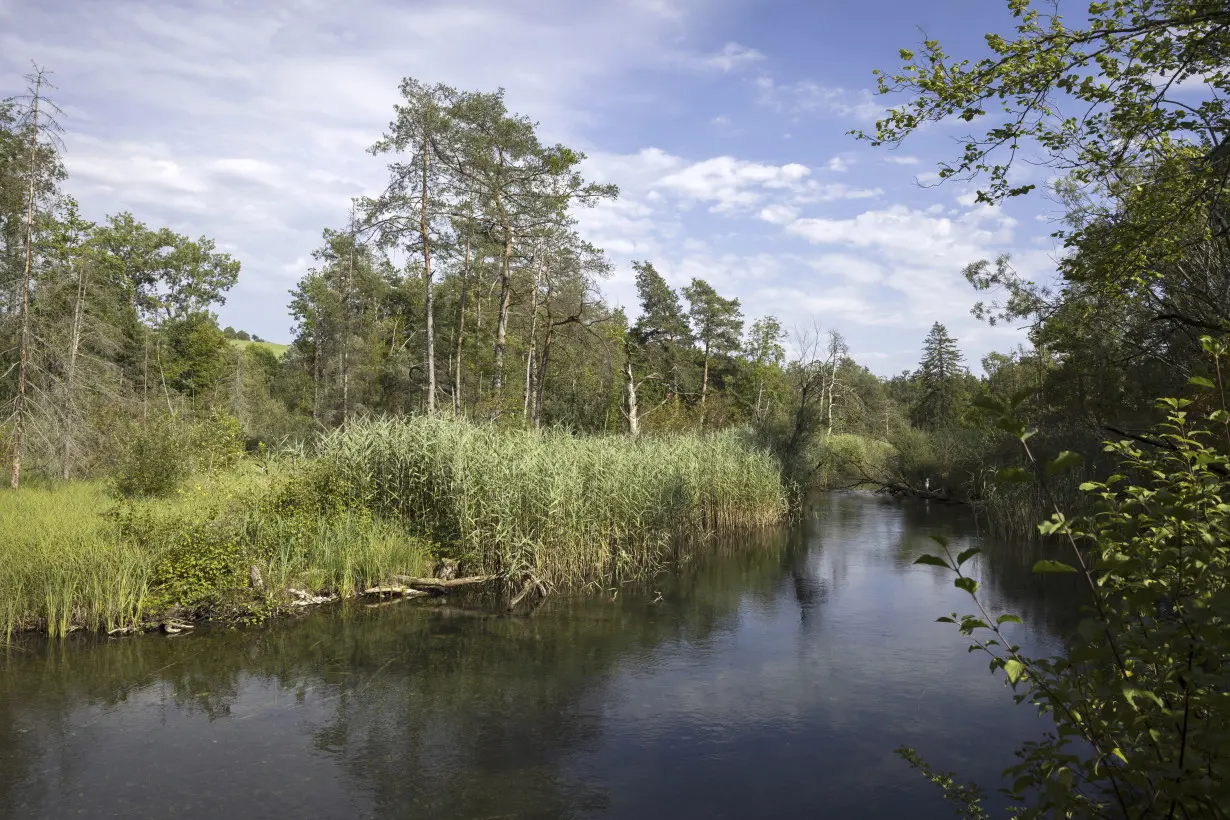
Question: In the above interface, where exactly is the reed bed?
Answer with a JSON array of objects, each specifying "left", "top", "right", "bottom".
[
  {"left": 0, "top": 482, "right": 156, "bottom": 638},
  {"left": 313, "top": 416, "right": 788, "bottom": 587},
  {"left": 2, "top": 419, "right": 786, "bottom": 636}
]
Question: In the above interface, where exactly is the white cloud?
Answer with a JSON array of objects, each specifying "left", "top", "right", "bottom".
[
  {"left": 691, "top": 42, "right": 765, "bottom": 73},
  {"left": 759, "top": 204, "right": 798, "bottom": 225},
  {"left": 826, "top": 156, "right": 849, "bottom": 172},
  {"left": 634, "top": 154, "right": 813, "bottom": 212},
  {"left": 884, "top": 155, "right": 920, "bottom": 165},
  {"left": 754, "top": 75, "right": 882, "bottom": 122}
]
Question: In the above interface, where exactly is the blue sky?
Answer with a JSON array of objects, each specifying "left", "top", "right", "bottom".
[{"left": 0, "top": 0, "right": 1066, "bottom": 375}]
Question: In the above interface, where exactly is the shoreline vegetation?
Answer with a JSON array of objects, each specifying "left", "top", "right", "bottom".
[{"left": 0, "top": 416, "right": 787, "bottom": 638}]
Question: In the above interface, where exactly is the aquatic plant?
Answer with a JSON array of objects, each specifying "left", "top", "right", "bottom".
[{"left": 311, "top": 416, "right": 788, "bottom": 587}]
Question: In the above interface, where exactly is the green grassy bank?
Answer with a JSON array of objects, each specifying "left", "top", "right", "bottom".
[{"left": 1, "top": 417, "right": 787, "bottom": 637}]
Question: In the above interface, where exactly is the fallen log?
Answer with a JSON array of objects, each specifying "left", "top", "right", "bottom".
[
  {"left": 390, "top": 574, "right": 498, "bottom": 590},
  {"left": 362, "top": 585, "right": 429, "bottom": 597}
]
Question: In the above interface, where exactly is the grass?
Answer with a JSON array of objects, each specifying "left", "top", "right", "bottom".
[
  {"left": 0, "top": 481, "right": 154, "bottom": 638},
  {"left": 1, "top": 417, "right": 788, "bottom": 637},
  {"left": 230, "top": 339, "right": 290, "bottom": 358}
]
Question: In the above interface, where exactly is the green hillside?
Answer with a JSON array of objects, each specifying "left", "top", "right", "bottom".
[{"left": 230, "top": 339, "right": 290, "bottom": 359}]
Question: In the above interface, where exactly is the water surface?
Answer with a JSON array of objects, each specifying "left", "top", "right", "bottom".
[{"left": 0, "top": 493, "right": 1084, "bottom": 819}]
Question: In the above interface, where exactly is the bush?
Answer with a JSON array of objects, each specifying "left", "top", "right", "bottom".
[
  {"left": 901, "top": 340, "right": 1230, "bottom": 818},
  {"left": 115, "top": 411, "right": 243, "bottom": 498}
]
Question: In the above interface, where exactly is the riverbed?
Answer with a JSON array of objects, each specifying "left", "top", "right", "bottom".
[{"left": 0, "top": 492, "right": 1082, "bottom": 819}]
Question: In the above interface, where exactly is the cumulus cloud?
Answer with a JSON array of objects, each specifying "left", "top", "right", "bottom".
[
  {"left": 754, "top": 76, "right": 882, "bottom": 122},
  {"left": 690, "top": 42, "right": 766, "bottom": 73},
  {"left": 827, "top": 156, "right": 849, "bottom": 172}
]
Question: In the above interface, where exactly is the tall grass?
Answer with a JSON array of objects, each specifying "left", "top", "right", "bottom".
[
  {"left": 312, "top": 416, "right": 788, "bottom": 587},
  {"left": 2, "top": 419, "right": 786, "bottom": 635},
  {"left": 0, "top": 482, "right": 155, "bottom": 638}
]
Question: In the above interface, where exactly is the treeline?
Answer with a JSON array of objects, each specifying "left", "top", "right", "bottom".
[
  {"left": 0, "top": 67, "right": 912, "bottom": 493},
  {"left": 7, "top": 60, "right": 1220, "bottom": 518}
]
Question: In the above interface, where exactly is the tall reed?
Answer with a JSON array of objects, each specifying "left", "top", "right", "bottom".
[
  {"left": 0, "top": 482, "right": 155, "bottom": 638},
  {"left": 312, "top": 417, "right": 788, "bottom": 587}
]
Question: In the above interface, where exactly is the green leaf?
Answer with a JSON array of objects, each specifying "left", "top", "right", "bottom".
[
  {"left": 954, "top": 577, "right": 980, "bottom": 594},
  {"left": 971, "top": 394, "right": 1004, "bottom": 413},
  {"left": 914, "top": 554, "right": 951, "bottom": 569},
  {"left": 995, "top": 418, "right": 1028, "bottom": 439},
  {"left": 928, "top": 533, "right": 949, "bottom": 548},
  {"left": 1046, "top": 450, "right": 1083, "bottom": 475},
  {"left": 995, "top": 467, "right": 1032, "bottom": 484},
  {"left": 956, "top": 547, "right": 982, "bottom": 567},
  {"left": 1004, "top": 658, "right": 1026, "bottom": 685},
  {"left": 1123, "top": 687, "right": 1164, "bottom": 711},
  {"left": 1188, "top": 376, "right": 1216, "bottom": 390},
  {"left": 1032, "top": 560, "right": 1078, "bottom": 573},
  {"left": 935, "top": 616, "right": 956, "bottom": 624},
  {"left": 996, "top": 613, "right": 1023, "bottom": 626}
]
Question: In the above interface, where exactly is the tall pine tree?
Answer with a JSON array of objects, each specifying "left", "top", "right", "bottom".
[{"left": 912, "top": 321, "right": 966, "bottom": 429}]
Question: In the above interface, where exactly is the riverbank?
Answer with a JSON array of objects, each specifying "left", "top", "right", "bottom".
[{"left": 1, "top": 417, "right": 788, "bottom": 637}]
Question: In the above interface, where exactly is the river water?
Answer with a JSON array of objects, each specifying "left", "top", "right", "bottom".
[{"left": 0, "top": 492, "right": 1084, "bottom": 819}]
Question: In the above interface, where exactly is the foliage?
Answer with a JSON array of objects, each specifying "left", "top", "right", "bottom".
[
  {"left": 856, "top": 0, "right": 1230, "bottom": 207},
  {"left": 901, "top": 339, "right": 1230, "bottom": 818},
  {"left": 114, "top": 411, "right": 243, "bottom": 498}
]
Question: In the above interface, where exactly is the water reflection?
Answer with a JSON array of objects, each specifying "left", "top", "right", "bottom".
[{"left": 0, "top": 493, "right": 1086, "bottom": 819}]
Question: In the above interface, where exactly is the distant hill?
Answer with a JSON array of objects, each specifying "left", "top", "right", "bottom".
[{"left": 230, "top": 339, "right": 290, "bottom": 359}]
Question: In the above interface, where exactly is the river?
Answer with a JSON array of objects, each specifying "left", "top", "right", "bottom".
[{"left": 0, "top": 492, "right": 1084, "bottom": 819}]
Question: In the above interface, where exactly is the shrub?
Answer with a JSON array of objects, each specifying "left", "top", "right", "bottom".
[
  {"left": 900, "top": 337, "right": 1230, "bottom": 818},
  {"left": 115, "top": 411, "right": 243, "bottom": 498}
]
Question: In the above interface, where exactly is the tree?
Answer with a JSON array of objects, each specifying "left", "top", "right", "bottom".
[
  {"left": 91, "top": 212, "right": 239, "bottom": 325},
  {"left": 439, "top": 87, "right": 617, "bottom": 399},
  {"left": 366, "top": 78, "right": 458, "bottom": 414},
  {"left": 743, "top": 315, "right": 786, "bottom": 421},
  {"left": 682, "top": 278, "right": 743, "bottom": 412},
  {"left": 912, "top": 322, "right": 966, "bottom": 429},
  {"left": 857, "top": 1, "right": 1230, "bottom": 208},
  {"left": 905, "top": 351, "right": 1230, "bottom": 817},
  {"left": 858, "top": 0, "right": 1230, "bottom": 431},
  {"left": 821, "top": 329, "right": 849, "bottom": 435},
  {"left": 631, "top": 261, "right": 694, "bottom": 401},
  {"left": 159, "top": 312, "right": 228, "bottom": 396},
  {"left": 4, "top": 64, "right": 65, "bottom": 489}
]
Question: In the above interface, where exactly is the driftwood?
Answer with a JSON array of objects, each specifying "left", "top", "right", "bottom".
[
  {"left": 362, "top": 585, "right": 429, "bottom": 597},
  {"left": 390, "top": 574, "right": 497, "bottom": 590}
]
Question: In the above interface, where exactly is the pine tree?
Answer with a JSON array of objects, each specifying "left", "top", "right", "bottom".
[
  {"left": 630, "top": 261, "right": 692, "bottom": 399},
  {"left": 682, "top": 277, "right": 743, "bottom": 411},
  {"left": 912, "top": 322, "right": 966, "bottom": 429}
]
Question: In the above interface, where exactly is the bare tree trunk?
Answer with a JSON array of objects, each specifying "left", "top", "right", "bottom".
[
  {"left": 311, "top": 324, "right": 321, "bottom": 425},
  {"left": 699, "top": 342, "right": 711, "bottom": 427},
  {"left": 420, "top": 144, "right": 436, "bottom": 414},
  {"left": 10, "top": 75, "right": 43, "bottom": 490},
  {"left": 61, "top": 255, "right": 88, "bottom": 479},
  {"left": 522, "top": 254, "right": 542, "bottom": 420},
  {"left": 624, "top": 351, "right": 640, "bottom": 438},
  {"left": 492, "top": 227, "right": 514, "bottom": 394},
  {"left": 532, "top": 323, "right": 556, "bottom": 428},
  {"left": 453, "top": 231, "right": 470, "bottom": 416}
]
